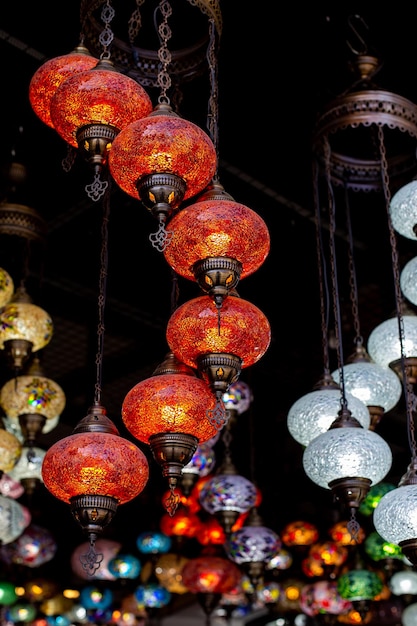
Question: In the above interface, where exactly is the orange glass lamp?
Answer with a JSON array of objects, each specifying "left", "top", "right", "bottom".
[
  {"left": 163, "top": 197, "right": 270, "bottom": 307},
  {"left": 0, "top": 424, "right": 22, "bottom": 473},
  {"left": 29, "top": 43, "right": 98, "bottom": 129},
  {"left": 108, "top": 103, "right": 217, "bottom": 242},
  {"left": 49, "top": 58, "right": 152, "bottom": 169},
  {"left": 0, "top": 285, "right": 53, "bottom": 373},
  {"left": 159, "top": 507, "right": 203, "bottom": 540},
  {"left": 41, "top": 402, "right": 149, "bottom": 575},
  {"left": 122, "top": 370, "right": 218, "bottom": 513},
  {"left": 165, "top": 293, "right": 271, "bottom": 420}
]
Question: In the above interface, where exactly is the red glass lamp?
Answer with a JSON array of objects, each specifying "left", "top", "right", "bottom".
[
  {"left": 29, "top": 43, "right": 98, "bottom": 129},
  {"left": 181, "top": 554, "right": 242, "bottom": 618},
  {"left": 166, "top": 293, "right": 271, "bottom": 412},
  {"left": 49, "top": 58, "right": 152, "bottom": 166},
  {"left": 41, "top": 402, "right": 149, "bottom": 575},
  {"left": 122, "top": 358, "right": 218, "bottom": 513},
  {"left": 163, "top": 196, "right": 270, "bottom": 307},
  {"left": 108, "top": 103, "right": 217, "bottom": 233}
]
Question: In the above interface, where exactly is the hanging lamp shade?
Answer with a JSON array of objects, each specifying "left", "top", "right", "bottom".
[
  {"left": 0, "top": 356, "right": 66, "bottom": 446},
  {"left": 163, "top": 198, "right": 270, "bottom": 304},
  {"left": 108, "top": 103, "right": 217, "bottom": 218},
  {"left": 0, "top": 495, "right": 30, "bottom": 544},
  {"left": 136, "top": 531, "right": 172, "bottom": 555},
  {"left": 41, "top": 403, "right": 149, "bottom": 570},
  {"left": 0, "top": 268, "right": 14, "bottom": 308},
  {"left": 159, "top": 507, "right": 202, "bottom": 539},
  {"left": 0, "top": 285, "right": 53, "bottom": 372},
  {"left": 337, "top": 569, "right": 383, "bottom": 603},
  {"left": 0, "top": 427, "right": 22, "bottom": 474},
  {"left": 358, "top": 481, "right": 396, "bottom": 517},
  {"left": 332, "top": 359, "right": 402, "bottom": 426},
  {"left": 329, "top": 520, "right": 366, "bottom": 546},
  {"left": 134, "top": 582, "right": 171, "bottom": 609},
  {"left": 303, "top": 407, "right": 392, "bottom": 511},
  {"left": 390, "top": 570, "right": 417, "bottom": 595},
  {"left": 166, "top": 293, "right": 271, "bottom": 409},
  {"left": 154, "top": 553, "right": 189, "bottom": 594},
  {"left": 300, "top": 580, "right": 352, "bottom": 618},
  {"left": 364, "top": 531, "right": 403, "bottom": 562},
  {"left": 181, "top": 442, "right": 216, "bottom": 495},
  {"left": 28, "top": 43, "right": 98, "bottom": 129},
  {"left": 222, "top": 380, "right": 253, "bottom": 416},
  {"left": 402, "top": 602, "right": 417, "bottom": 626},
  {"left": 107, "top": 553, "right": 141, "bottom": 580},
  {"left": 280, "top": 520, "right": 319, "bottom": 547},
  {"left": 401, "top": 255, "right": 417, "bottom": 306},
  {"left": 199, "top": 457, "right": 258, "bottom": 535},
  {"left": 225, "top": 508, "right": 282, "bottom": 587},
  {"left": 287, "top": 387, "right": 371, "bottom": 447},
  {"left": 122, "top": 371, "right": 218, "bottom": 504},
  {"left": 49, "top": 58, "right": 152, "bottom": 156},
  {"left": 7, "top": 445, "right": 45, "bottom": 488},
  {"left": 389, "top": 179, "right": 417, "bottom": 240},
  {"left": 181, "top": 554, "right": 242, "bottom": 597},
  {"left": 367, "top": 313, "right": 417, "bottom": 371}
]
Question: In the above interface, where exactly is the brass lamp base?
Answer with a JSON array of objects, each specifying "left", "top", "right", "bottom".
[
  {"left": 328, "top": 476, "right": 371, "bottom": 510},
  {"left": 399, "top": 538, "right": 417, "bottom": 566}
]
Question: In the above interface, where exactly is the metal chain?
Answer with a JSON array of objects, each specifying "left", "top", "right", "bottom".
[
  {"left": 128, "top": 0, "right": 145, "bottom": 45},
  {"left": 345, "top": 184, "right": 363, "bottom": 346},
  {"left": 324, "top": 135, "right": 347, "bottom": 409},
  {"left": 98, "top": 0, "right": 115, "bottom": 60},
  {"left": 312, "top": 157, "right": 331, "bottom": 375},
  {"left": 156, "top": 0, "right": 173, "bottom": 104},
  {"left": 378, "top": 125, "right": 417, "bottom": 458},
  {"left": 206, "top": 17, "right": 219, "bottom": 170}
]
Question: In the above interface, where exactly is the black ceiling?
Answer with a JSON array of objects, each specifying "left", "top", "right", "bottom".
[{"left": 1, "top": 0, "right": 417, "bottom": 614}]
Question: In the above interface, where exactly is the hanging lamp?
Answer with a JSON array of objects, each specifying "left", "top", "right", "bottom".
[
  {"left": 389, "top": 179, "right": 417, "bottom": 241},
  {"left": 225, "top": 507, "right": 281, "bottom": 588},
  {"left": 0, "top": 421, "right": 22, "bottom": 474},
  {"left": 0, "top": 355, "right": 66, "bottom": 447},
  {"left": 400, "top": 255, "right": 417, "bottom": 306},
  {"left": 0, "top": 268, "right": 14, "bottom": 308},
  {"left": 28, "top": 42, "right": 98, "bottom": 129},
  {"left": 41, "top": 182, "right": 149, "bottom": 575},
  {"left": 303, "top": 405, "right": 392, "bottom": 522},
  {"left": 163, "top": 194, "right": 270, "bottom": 308},
  {"left": 180, "top": 442, "right": 216, "bottom": 496},
  {"left": 122, "top": 351, "right": 218, "bottom": 514},
  {"left": 0, "top": 284, "right": 53, "bottom": 373},
  {"left": 166, "top": 291, "right": 271, "bottom": 428}
]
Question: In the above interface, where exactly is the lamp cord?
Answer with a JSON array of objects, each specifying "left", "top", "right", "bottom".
[
  {"left": 94, "top": 181, "right": 111, "bottom": 406},
  {"left": 323, "top": 136, "right": 348, "bottom": 409},
  {"left": 312, "top": 157, "right": 331, "bottom": 377},
  {"left": 378, "top": 126, "right": 417, "bottom": 459}
]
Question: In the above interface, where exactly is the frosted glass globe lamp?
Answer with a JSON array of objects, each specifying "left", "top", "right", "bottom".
[
  {"left": 402, "top": 601, "right": 417, "bottom": 626},
  {"left": 367, "top": 313, "right": 417, "bottom": 382},
  {"left": 389, "top": 570, "right": 417, "bottom": 596},
  {"left": 287, "top": 387, "right": 370, "bottom": 447},
  {"left": 332, "top": 358, "right": 402, "bottom": 429},
  {"left": 373, "top": 459, "right": 417, "bottom": 566},
  {"left": 303, "top": 407, "right": 392, "bottom": 511},
  {"left": 7, "top": 445, "right": 45, "bottom": 496},
  {"left": 401, "top": 255, "right": 417, "bottom": 306},
  {"left": 389, "top": 179, "right": 417, "bottom": 240}
]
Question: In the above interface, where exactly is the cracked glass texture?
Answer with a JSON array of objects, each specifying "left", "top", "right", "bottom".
[
  {"left": 367, "top": 315, "right": 417, "bottom": 368},
  {"left": 389, "top": 180, "right": 417, "bottom": 240},
  {"left": 225, "top": 525, "right": 281, "bottom": 564},
  {"left": 287, "top": 389, "right": 370, "bottom": 447},
  {"left": 199, "top": 474, "right": 257, "bottom": 514},
  {"left": 332, "top": 362, "right": 402, "bottom": 413},
  {"left": 302, "top": 427, "right": 392, "bottom": 489},
  {"left": 374, "top": 484, "right": 417, "bottom": 545},
  {"left": 401, "top": 256, "right": 417, "bottom": 306}
]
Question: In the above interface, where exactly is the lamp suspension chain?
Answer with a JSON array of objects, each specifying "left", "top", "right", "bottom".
[{"left": 378, "top": 126, "right": 417, "bottom": 459}]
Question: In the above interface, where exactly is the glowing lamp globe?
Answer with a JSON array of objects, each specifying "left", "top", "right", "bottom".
[
  {"left": 181, "top": 555, "right": 242, "bottom": 595},
  {"left": 122, "top": 373, "right": 217, "bottom": 502},
  {"left": 300, "top": 581, "right": 352, "bottom": 617},
  {"left": 358, "top": 481, "right": 396, "bottom": 516},
  {"left": 402, "top": 602, "right": 417, "bottom": 626},
  {"left": 108, "top": 103, "right": 217, "bottom": 213},
  {"left": 367, "top": 314, "right": 417, "bottom": 370},
  {"left": 154, "top": 553, "right": 189, "bottom": 594},
  {"left": 136, "top": 531, "right": 172, "bottom": 555},
  {"left": 41, "top": 403, "right": 149, "bottom": 557},
  {"left": 49, "top": 59, "right": 152, "bottom": 148},
  {"left": 181, "top": 442, "right": 216, "bottom": 495},
  {"left": 0, "top": 289, "right": 53, "bottom": 371},
  {"left": 160, "top": 508, "right": 202, "bottom": 539},
  {"left": 0, "top": 495, "right": 31, "bottom": 544},
  {"left": 222, "top": 380, "right": 253, "bottom": 415},
  {"left": 364, "top": 531, "right": 403, "bottom": 562},
  {"left": 0, "top": 267, "right": 14, "bottom": 307},
  {"left": 163, "top": 198, "right": 270, "bottom": 303},
  {"left": 329, "top": 520, "right": 366, "bottom": 546},
  {"left": 166, "top": 293, "right": 271, "bottom": 406},
  {"left": 337, "top": 569, "right": 383, "bottom": 602},
  {"left": 281, "top": 520, "right": 319, "bottom": 547},
  {"left": 0, "top": 581, "right": 17, "bottom": 606},
  {"left": 332, "top": 361, "right": 402, "bottom": 416},
  {"left": 287, "top": 388, "right": 371, "bottom": 447},
  {"left": 29, "top": 44, "right": 98, "bottom": 129},
  {"left": 401, "top": 255, "right": 417, "bottom": 306},
  {"left": 8, "top": 446, "right": 46, "bottom": 492},
  {"left": 108, "top": 553, "right": 141, "bottom": 579},
  {"left": 303, "top": 412, "right": 392, "bottom": 510},
  {"left": 134, "top": 583, "right": 171, "bottom": 609},
  {"left": 389, "top": 179, "right": 417, "bottom": 240},
  {"left": 373, "top": 483, "right": 417, "bottom": 565},
  {"left": 0, "top": 427, "right": 22, "bottom": 472},
  {"left": 79, "top": 585, "right": 113, "bottom": 611}
]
